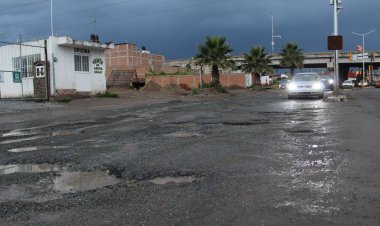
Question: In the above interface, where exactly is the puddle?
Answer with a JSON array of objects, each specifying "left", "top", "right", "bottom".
[
  {"left": 8, "top": 146, "right": 68, "bottom": 153},
  {"left": 2, "top": 131, "right": 36, "bottom": 137},
  {"left": 0, "top": 164, "right": 120, "bottom": 194},
  {"left": 54, "top": 170, "right": 120, "bottom": 193},
  {"left": 148, "top": 176, "right": 198, "bottom": 185},
  {"left": 0, "top": 164, "right": 59, "bottom": 175},
  {"left": 164, "top": 132, "right": 201, "bottom": 138},
  {"left": 0, "top": 130, "right": 80, "bottom": 145},
  {"left": 296, "top": 158, "right": 333, "bottom": 167}
]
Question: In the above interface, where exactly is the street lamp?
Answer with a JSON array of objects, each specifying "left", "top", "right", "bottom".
[
  {"left": 350, "top": 29, "right": 376, "bottom": 88},
  {"left": 330, "top": 0, "right": 343, "bottom": 95},
  {"left": 271, "top": 13, "right": 281, "bottom": 55}
]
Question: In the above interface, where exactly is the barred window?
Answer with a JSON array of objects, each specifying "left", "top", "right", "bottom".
[
  {"left": 12, "top": 54, "right": 41, "bottom": 78},
  {"left": 74, "top": 55, "right": 89, "bottom": 72}
]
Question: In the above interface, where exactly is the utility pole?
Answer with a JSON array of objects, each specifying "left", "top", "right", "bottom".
[
  {"left": 18, "top": 34, "right": 24, "bottom": 100},
  {"left": 351, "top": 30, "right": 376, "bottom": 88},
  {"left": 330, "top": 0, "right": 343, "bottom": 95},
  {"left": 50, "top": 0, "right": 56, "bottom": 96},
  {"left": 271, "top": 13, "right": 282, "bottom": 55}
]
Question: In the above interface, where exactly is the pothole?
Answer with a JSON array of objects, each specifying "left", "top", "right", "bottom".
[
  {"left": 287, "top": 129, "right": 314, "bottom": 134},
  {"left": 8, "top": 146, "right": 69, "bottom": 153},
  {"left": 0, "top": 130, "right": 81, "bottom": 145},
  {"left": 0, "top": 164, "right": 120, "bottom": 194},
  {"left": 221, "top": 120, "right": 271, "bottom": 126},
  {"left": 54, "top": 170, "right": 120, "bottom": 194},
  {"left": 164, "top": 132, "right": 201, "bottom": 138},
  {"left": 295, "top": 158, "right": 333, "bottom": 167},
  {"left": 0, "top": 164, "right": 59, "bottom": 175},
  {"left": 148, "top": 176, "right": 198, "bottom": 185}
]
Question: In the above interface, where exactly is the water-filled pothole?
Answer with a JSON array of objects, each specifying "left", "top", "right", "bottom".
[
  {"left": 0, "top": 164, "right": 59, "bottom": 175},
  {"left": 164, "top": 132, "right": 201, "bottom": 138},
  {"left": 54, "top": 170, "right": 120, "bottom": 193},
  {"left": 0, "top": 130, "right": 81, "bottom": 145},
  {"left": 0, "top": 164, "right": 120, "bottom": 194},
  {"left": 8, "top": 146, "right": 69, "bottom": 153},
  {"left": 148, "top": 176, "right": 198, "bottom": 185}
]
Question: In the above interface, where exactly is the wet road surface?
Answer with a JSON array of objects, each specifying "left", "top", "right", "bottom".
[{"left": 0, "top": 89, "right": 379, "bottom": 225}]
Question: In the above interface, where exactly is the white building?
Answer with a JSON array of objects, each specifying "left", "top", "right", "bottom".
[{"left": 0, "top": 36, "right": 114, "bottom": 98}]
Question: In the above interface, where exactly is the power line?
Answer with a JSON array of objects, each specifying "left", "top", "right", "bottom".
[
  {"left": 0, "top": 0, "right": 139, "bottom": 28},
  {"left": 0, "top": 0, "right": 50, "bottom": 11},
  {"left": 7, "top": 0, "right": 233, "bottom": 39}
]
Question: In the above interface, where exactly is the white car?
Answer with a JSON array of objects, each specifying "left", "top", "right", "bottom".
[
  {"left": 341, "top": 80, "right": 355, "bottom": 88},
  {"left": 287, "top": 73, "right": 324, "bottom": 99}
]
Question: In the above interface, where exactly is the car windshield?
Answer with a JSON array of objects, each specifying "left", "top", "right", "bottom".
[{"left": 293, "top": 74, "right": 320, "bottom": 81}]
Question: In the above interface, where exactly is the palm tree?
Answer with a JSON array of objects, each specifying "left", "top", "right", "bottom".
[
  {"left": 194, "top": 36, "right": 235, "bottom": 87},
  {"left": 280, "top": 42, "right": 305, "bottom": 77},
  {"left": 241, "top": 46, "right": 272, "bottom": 85}
]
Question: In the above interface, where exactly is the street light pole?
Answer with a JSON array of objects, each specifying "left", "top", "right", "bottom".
[
  {"left": 351, "top": 30, "right": 375, "bottom": 88},
  {"left": 330, "top": 0, "right": 343, "bottom": 95},
  {"left": 271, "top": 13, "right": 281, "bottom": 55},
  {"left": 51, "top": 0, "right": 54, "bottom": 36}
]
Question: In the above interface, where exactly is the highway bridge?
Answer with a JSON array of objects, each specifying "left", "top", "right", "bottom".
[{"left": 166, "top": 51, "right": 380, "bottom": 81}]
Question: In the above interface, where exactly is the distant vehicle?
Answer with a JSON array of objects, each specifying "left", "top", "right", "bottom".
[
  {"left": 287, "top": 73, "right": 324, "bottom": 99},
  {"left": 341, "top": 80, "right": 355, "bottom": 89},
  {"left": 358, "top": 80, "right": 369, "bottom": 87},
  {"left": 279, "top": 79, "right": 289, "bottom": 89},
  {"left": 349, "top": 78, "right": 359, "bottom": 87},
  {"left": 375, "top": 81, "right": 380, "bottom": 88},
  {"left": 320, "top": 74, "right": 334, "bottom": 91}
]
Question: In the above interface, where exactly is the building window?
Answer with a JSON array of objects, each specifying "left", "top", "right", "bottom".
[
  {"left": 12, "top": 54, "right": 41, "bottom": 78},
  {"left": 74, "top": 55, "right": 89, "bottom": 72}
]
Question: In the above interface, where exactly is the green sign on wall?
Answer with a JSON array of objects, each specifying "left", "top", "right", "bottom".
[{"left": 13, "top": 71, "right": 22, "bottom": 83}]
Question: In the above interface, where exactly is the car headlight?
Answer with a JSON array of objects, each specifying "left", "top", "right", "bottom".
[
  {"left": 312, "top": 83, "right": 322, "bottom": 90},
  {"left": 288, "top": 83, "right": 296, "bottom": 91},
  {"left": 328, "top": 79, "right": 334, "bottom": 84}
]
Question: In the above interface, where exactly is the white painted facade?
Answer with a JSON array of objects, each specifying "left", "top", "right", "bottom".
[{"left": 0, "top": 36, "right": 114, "bottom": 98}]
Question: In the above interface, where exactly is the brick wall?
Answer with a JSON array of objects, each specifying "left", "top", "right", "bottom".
[
  {"left": 146, "top": 74, "right": 247, "bottom": 88},
  {"left": 105, "top": 43, "right": 165, "bottom": 79}
]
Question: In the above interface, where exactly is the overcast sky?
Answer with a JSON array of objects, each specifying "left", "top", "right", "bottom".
[{"left": 0, "top": 0, "right": 379, "bottom": 59}]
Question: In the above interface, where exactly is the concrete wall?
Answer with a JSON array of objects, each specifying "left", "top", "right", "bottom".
[{"left": 146, "top": 74, "right": 249, "bottom": 88}]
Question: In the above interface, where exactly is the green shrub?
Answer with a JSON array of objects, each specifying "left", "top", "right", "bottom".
[
  {"left": 96, "top": 91, "right": 119, "bottom": 98},
  {"left": 250, "top": 84, "right": 267, "bottom": 91},
  {"left": 55, "top": 97, "right": 72, "bottom": 103},
  {"left": 192, "top": 88, "right": 199, "bottom": 95}
]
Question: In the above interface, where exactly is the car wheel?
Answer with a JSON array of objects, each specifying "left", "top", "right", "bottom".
[{"left": 318, "top": 94, "right": 323, "bottom": 99}]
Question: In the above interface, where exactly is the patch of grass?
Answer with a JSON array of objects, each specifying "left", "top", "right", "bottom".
[
  {"left": 95, "top": 91, "right": 119, "bottom": 98},
  {"left": 215, "top": 85, "right": 228, "bottom": 93},
  {"left": 192, "top": 88, "right": 200, "bottom": 95},
  {"left": 250, "top": 85, "right": 267, "bottom": 91},
  {"left": 55, "top": 97, "right": 72, "bottom": 103}
]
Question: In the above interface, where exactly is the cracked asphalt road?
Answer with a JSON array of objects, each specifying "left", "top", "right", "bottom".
[{"left": 0, "top": 89, "right": 379, "bottom": 225}]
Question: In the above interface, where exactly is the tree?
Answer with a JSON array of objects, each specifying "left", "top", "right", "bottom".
[
  {"left": 280, "top": 42, "right": 305, "bottom": 77},
  {"left": 194, "top": 36, "right": 235, "bottom": 87},
  {"left": 241, "top": 46, "right": 272, "bottom": 85}
]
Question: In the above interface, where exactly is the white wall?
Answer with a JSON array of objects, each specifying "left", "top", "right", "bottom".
[
  {"left": 50, "top": 36, "right": 107, "bottom": 94},
  {"left": 0, "top": 36, "right": 109, "bottom": 98},
  {"left": 0, "top": 40, "right": 44, "bottom": 98}
]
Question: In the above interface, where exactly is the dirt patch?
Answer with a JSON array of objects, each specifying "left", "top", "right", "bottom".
[
  {"left": 141, "top": 81, "right": 162, "bottom": 92},
  {"left": 227, "top": 85, "right": 244, "bottom": 90},
  {"left": 162, "top": 84, "right": 188, "bottom": 95}
]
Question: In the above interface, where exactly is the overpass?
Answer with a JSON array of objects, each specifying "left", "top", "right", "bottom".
[{"left": 166, "top": 51, "right": 380, "bottom": 81}]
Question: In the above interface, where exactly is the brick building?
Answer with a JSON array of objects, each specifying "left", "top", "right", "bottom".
[{"left": 105, "top": 43, "right": 165, "bottom": 79}]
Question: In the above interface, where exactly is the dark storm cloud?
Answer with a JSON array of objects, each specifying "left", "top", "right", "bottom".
[{"left": 1, "top": 0, "right": 379, "bottom": 59}]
